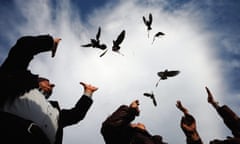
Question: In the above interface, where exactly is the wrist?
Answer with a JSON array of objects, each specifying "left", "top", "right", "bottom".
[{"left": 84, "top": 90, "right": 93, "bottom": 97}]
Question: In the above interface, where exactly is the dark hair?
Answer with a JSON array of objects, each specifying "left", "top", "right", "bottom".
[{"left": 38, "top": 77, "right": 49, "bottom": 82}]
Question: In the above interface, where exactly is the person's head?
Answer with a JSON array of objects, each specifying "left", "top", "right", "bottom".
[
  {"left": 130, "top": 122, "right": 146, "bottom": 130},
  {"left": 38, "top": 77, "right": 55, "bottom": 99}
]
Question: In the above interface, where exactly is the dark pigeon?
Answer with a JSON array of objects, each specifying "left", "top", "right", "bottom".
[
  {"left": 100, "top": 30, "right": 126, "bottom": 57},
  {"left": 81, "top": 27, "right": 107, "bottom": 50},
  {"left": 152, "top": 32, "right": 165, "bottom": 44},
  {"left": 156, "top": 69, "right": 180, "bottom": 87},
  {"left": 143, "top": 13, "right": 153, "bottom": 38},
  {"left": 143, "top": 92, "right": 157, "bottom": 106}
]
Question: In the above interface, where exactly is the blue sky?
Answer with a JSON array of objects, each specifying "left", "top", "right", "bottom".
[{"left": 0, "top": 0, "right": 240, "bottom": 144}]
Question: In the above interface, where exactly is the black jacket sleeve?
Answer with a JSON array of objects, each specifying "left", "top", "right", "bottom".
[
  {"left": 58, "top": 95, "right": 93, "bottom": 127},
  {"left": 217, "top": 105, "right": 240, "bottom": 137},
  {"left": 1, "top": 35, "right": 54, "bottom": 71}
]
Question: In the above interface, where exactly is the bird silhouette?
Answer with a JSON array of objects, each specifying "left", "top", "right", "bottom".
[
  {"left": 81, "top": 27, "right": 107, "bottom": 50},
  {"left": 143, "top": 13, "right": 153, "bottom": 38},
  {"left": 100, "top": 30, "right": 126, "bottom": 57},
  {"left": 152, "top": 31, "right": 165, "bottom": 44},
  {"left": 155, "top": 69, "right": 180, "bottom": 87},
  {"left": 143, "top": 92, "right": 157, "bottom": 106}
]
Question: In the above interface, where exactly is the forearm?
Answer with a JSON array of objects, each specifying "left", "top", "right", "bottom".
[
  {"left": 59, "top": 95, "right": 93, "bottom": 127},
  {"left": 1, "top": 35, "right": 54, "bottom": 71},
  {"left": 15, "top": 35, "right": 54, "bottom": 56}
]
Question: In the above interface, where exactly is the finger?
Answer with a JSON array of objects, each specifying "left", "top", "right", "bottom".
[
  {"left": 93, "top": 87, "right": 99, "bottom": 91},
  {"left": 50, "top": 84, "right": 55, "bottom": 88},
  {"left": 205, "top": 87, "right": 210, "bottom": 94},
  {"left": 54, "top": 38, "right": 62, "bottom": 42},
  {"left": 79, "top": 82, "right": 86, "bottom": 87},
  {"left": 177, "top": 100, "right": 181, "bottom": 104},
  {"left": 135, "top": 100, "right": 139, "bottom": 105}
]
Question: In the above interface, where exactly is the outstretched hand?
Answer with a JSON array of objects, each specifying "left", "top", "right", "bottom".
[
  {"left": 176, "top": 100, "right": 188, "bottom": 114},
  {"left": 52, "top": 38, "right": 62, "bottom": 57},
  {"left": 176, "top": 100, "right": 183, "bottom": 109},
  {"left": 130, "top": 100, "right": 140, "bottom": 116},
  {"left": 80, "top": 82, "right": 98, "bottom": 96},
  {"left": 205, "top": 86, "right": 215, "bottom": 104}
]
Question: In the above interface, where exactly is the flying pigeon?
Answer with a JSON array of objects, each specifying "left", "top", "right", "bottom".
[
  {"left": 143, "top": 13, "right": 153, "bottom": 38},
  {"left": 143, "top": 92, "right": 157, "bottom": 106},
  {"left": 152, "top": 32, "right": 165, "bottom": 44},
  {"left": 100, "top": 30, "right": 126, "bottom": 57},
  {"left": 81, "top": 27, "right": 107, "bottom": 50},
  {"left": 155, "top": 69, "right": 180, "bottom": 87}
]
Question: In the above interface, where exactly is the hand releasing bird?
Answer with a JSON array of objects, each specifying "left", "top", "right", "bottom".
[
  {"left": 81, "top": 26, "right": 107, "bottom": 50},
  {"left": 143, "top": 13, "right": 153, "bottom": 38},
  {"left": 100, "top": 30, "right": 126, "bottom": 57},
  {"left": 143, "top": 92, "right": 157, "bottom": 106},
  {"left": 152, "top": 32, "right": 165, "bottom": 44},
  {"left": 156, "top": 69, "right": 180, "bottom": 87}
]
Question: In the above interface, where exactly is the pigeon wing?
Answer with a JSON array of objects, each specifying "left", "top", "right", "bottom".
[
  {"left": 143, "top": 16, "right": 147, "bottom": 25},
  {"left": 155, "top": 32, "right": 165, "bottom": 37},
  {"left": 143, "top": 93, "right": 152, "bottom": 97},
  {"left": 96, "top": 27, "right": 101, "bottom": 40},
  {"left": 166, "top": 70, "right": 180, "bottom": 77},
  {"left": 114, "top": 30, "right": 126, "bottom": 46},
  {"left": 81, "top": 43, "right": 92, "bottom": 47},
  {"left": 149, "top": 13, "right": 153, "bottom": 25},
  {"left": 151, "top": 94, "right": 157, "bottom": 106}
]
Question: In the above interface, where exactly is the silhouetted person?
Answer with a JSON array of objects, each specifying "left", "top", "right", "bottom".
[
  {"left": 0, "top": 34, "right": 98, "bottom": 144},
  {"left": 205, "top": 87, "right": 240, "bottom": 144},
  {"left": 101, "top": 100, "right": 167, "bottom": 144},
  {"left": 0, "top": 34, "right": 61, "bottom": 144},
  {"left": 2, "top": 78, "right": 98, "bottom": 144},
  {"left": 0, "top": 34, "right": 61, "bottom": 107},
  {"left": 176, "top": 100, "right": 203, "bottom": 144}
]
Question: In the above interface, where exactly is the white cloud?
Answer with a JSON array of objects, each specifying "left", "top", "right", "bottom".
[{"left": 4, "top": 0, "right": 234, "bottom": 143}]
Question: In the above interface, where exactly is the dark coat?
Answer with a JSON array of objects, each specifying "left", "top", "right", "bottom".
[
  {"left": 101, "top": 105, "right": 166, "bottom": 144},
  {"left": 50, "top": 95, "right": 93, "bottom": 144},
  {"left": 0, "top": 95, "right": 93, "bottom": 144},
  {"left": 210, "top": 138, "right": 240, "bottom": 144},
  {"left": 0, "top": 35, "right": 93, "bottom": 144},
  {"left": 0, "top": 111, "right": 50, "bottom": 144},
  {"left": 216, "top": 105, "right": 240, "bottom": 138},
  {"left": 0, "top": 35, "right": 54, "bottom": 107}
]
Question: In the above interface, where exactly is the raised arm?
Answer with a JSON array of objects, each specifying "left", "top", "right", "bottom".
[
  {"left": 1, "top": 35, "right": 61, "bottom": 72},
  {"left": 176, "top": 100, "right": 189, "bottom": 115},
  {"left": 0, "top": 35, "right": 61, "bottom": 106},
  {"left": 205, "top": 86, "right": 240, "bottom": 137},
  {"left": 205, "top": 86, "right": 220, "bottom": 109},
  {"left": 58, "top": 82, "right": 98, "bottom": 127},
  {"left": 102, "top": 100, "right": 140, "bottom": 129}
]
